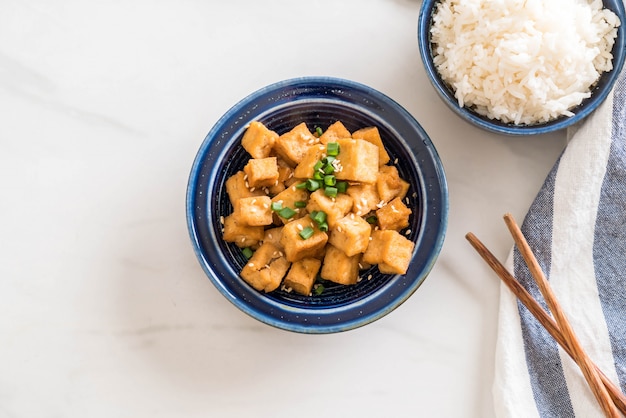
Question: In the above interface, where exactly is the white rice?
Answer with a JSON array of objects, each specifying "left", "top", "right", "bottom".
[{"left": 430, "top": 0, "right": 620, "bottom": 125}]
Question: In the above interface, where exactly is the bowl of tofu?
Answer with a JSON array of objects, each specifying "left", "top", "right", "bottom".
[{"left": 186, "top": 77, "right": 448, "bottom": 333}]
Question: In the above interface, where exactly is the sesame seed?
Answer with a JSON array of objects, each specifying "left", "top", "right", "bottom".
[
  {"left": 248, "top": 263, "right": 254, "bottom": 267},
  {"left": 245, "top": 181, "right": 250, "bottom": 188},
  {"left": 220, "top": 216, "right": 225, "bottom": 224},
  {"left": 367, "top": 274, "right": 372, "bottom": 280},
  {"left": 405, "top": 229, "right": 412, "bottom": 235},
  {"left": 369, "top": 236, "right": 373, "bottom": 241},
  {"left": 268, "top": 233, "right": 273, "bottom": 239},
  {"left": 394, "top": 158, "right": 399, "bottom": 164},
  {"left": 251, "top": 199, "right": 257, "bottom": 204},
  {"left": 297, "top": 224, "right": 303, "bottom": 231},
  {"left": 412, "top": 192, "right": 417, "bottom": 198},
  {"left": 250, "top": 187, "right": 256, "bottom": 192}
]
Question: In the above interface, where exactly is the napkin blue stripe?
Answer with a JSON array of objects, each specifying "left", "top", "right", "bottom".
[
  {"left": 515, "top": 162, "right": 575, "bottom": 418},
  {"left": 593, "top": 67, "right": 626, "bottom": 392}
]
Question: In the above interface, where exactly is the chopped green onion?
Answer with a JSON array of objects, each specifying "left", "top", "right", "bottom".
[
  {"left": 315, "top": 126, "right": 323, "bottom": 137},
  {"left": 295, "top": 182, "right": 307, "bottom": 189},
  {"left": 314, "top": 284, "right": 325, "bottom": 295},
  {"left": 278, "top": 207, "right": 296, "bottom": 219},
  {"left": 322, "top": 156, "right": 336, "bottom": 165},
  {"left": 306, "top": 179, "right": 320, "bottom": 191},
  {"left": 327, "top": 142, "right": 340, "bottom": 156},
  {"left": 294, "top": 200, "right": 307, "bottom": 208},
  {"left": 336, "top": 181, "right": 348, "bottom": 193},
  {"left": 324, "top": 186, "right": 338, "bottom": 198},
  {"left": 323, "top": 164, "right": 335, "bottom": 174},
  {"left": 366, "top": 215, "right": 378, "bottom": 224},
  {"left": 242, "top": 247, "right": 254, "bottom": 259},
  {"left": 324, "top": 175, "right": 336, "bottom": 187},
  {"left": 313, "top": 171, "right": 324, "bottom": 181},
  {"left": 313, "top": 160, "right": 324, "bottom": 172},
  {"left": 311, "top": 210, "right": 327, "bottom": 225},
  {"left": 318, "top": 222, "right": 329, "bottom": 232},
  {"left": 271, "top": 201, "right": 283, "bottom": 211},
  {"left": 299, "top": 226, "right": 314, "bottom": 240}
]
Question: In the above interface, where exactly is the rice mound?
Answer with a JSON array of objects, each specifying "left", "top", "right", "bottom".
[{"left": 430, "top": 0, "right": 621, "bottom": 125}]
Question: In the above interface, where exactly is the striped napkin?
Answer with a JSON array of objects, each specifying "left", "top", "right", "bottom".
[{"left": 493, "top": 67, "right": 626, "bottom": 415}]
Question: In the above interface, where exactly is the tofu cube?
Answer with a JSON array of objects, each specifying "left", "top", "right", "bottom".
[
  {"left": 294, "top": 144, "right": 326, "bottom": 179},
  {"left": 351, "top": 126, "right": 390, "bottom": 165},
  {"left": 319, "top": 121, "right": 352, "bottom": 144},
  {"left": 240, "top": 243, "right": 290, "bottom": 292},
  {"left": 328, "top": 213, "right": 372, "bottom": 257},
  {"left": 346, "top": 183, "right": 381, "bottom": 216},
  {"left": 320, "top": 244, "right": 360, "bottom": 285},
  {"left": 271, "top": 185, "right": 309, "bottom": 224},
  {"left": 268, "top": 162, "right": 295, "bottom": 195},
  {"left": 222, "top": 213, "right": 265, "bottom": 248},
  {"left": 243, "top": 157, "right": 279, "bottom": 188},
  {"left": 377, "top": 165, "right": 405, "bottom": 203},
  {"left": 363, "top": 230, "right": 414, "bottom": 275},
  {"left": 397, "top": 179, "right": 411, "bottom": 201},
  {"left": 241, "top": 121, "right": 278, "bottom": 159},
  {"left": 233, "top": 196, "right": 273, "bottom": 226},
  {"left": 376, "top": 197, "right": 412, "bottom": 231},
  {"left": 305, "top": 189, "right": 353, "bottom": 228},
  {"left": 283, "top": 257, "right": 322, "bottom": 296},
  {"left": 334, "top": 138, "right": 379, "bottom": 183},
  {"left": 262, "top": 226, "right": 284, "bottom": 249},
  {"left": 273, "top": 122, "right": 318, "bottom": 166},
  {"left": 280, "top": 217, "right": 328, "bottom": 262},
  {"left": 225, "top": 171, "right": 265, "bottom": 206}
]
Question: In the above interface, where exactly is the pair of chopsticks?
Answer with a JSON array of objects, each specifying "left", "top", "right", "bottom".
[{"left": 466, "top": 213, "right": 626, "bottom": 418}]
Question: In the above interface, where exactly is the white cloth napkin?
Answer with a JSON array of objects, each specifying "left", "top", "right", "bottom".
[{"left": 493, "top": 65, "right": 626, "bottom": 415}]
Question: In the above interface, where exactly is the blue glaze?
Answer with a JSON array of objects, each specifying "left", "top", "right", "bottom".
[
  {"left": 418, "top": 0, "right": 626, "bottom": 136},
  {"left": 186, "top": 77, "right": 448, "bottom": 334}
]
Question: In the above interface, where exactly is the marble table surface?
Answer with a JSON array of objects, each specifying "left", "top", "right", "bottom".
[{"left": 0, "top": 1, "right": 568, "bottom": 417}]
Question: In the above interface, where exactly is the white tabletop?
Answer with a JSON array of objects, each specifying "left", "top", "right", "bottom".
[{"left": 0, "top": 1, "right": 568, "bottom": 417}]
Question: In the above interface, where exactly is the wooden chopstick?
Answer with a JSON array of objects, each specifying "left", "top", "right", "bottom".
[
  {"left": 465, "top": 224, "right": 626, "bottom": 417},
  {"left": 501, "top": 213, "right": 620, "bottom": 417}
]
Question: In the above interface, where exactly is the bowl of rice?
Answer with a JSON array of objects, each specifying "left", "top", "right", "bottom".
[
  {"left": 186, "top": 77, "right": 448, "bottom": 334},
  {"left": 418, "top": 0, "right": 625, "bottom": 135}
]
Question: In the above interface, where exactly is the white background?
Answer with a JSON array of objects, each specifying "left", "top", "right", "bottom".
[{"left": 0, "top": 1, "right": 568, "bottom": 417}]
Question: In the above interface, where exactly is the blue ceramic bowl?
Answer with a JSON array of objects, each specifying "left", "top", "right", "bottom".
[
  {"left": 418, "top": 0, "right": 626, "bottom": 136},
  {"left": 186, "top": 77, "right": 448, "bottom": 334}
]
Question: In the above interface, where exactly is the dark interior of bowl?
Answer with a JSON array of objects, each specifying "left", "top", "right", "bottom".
[
  {"left": 211, "top": 103, "right": 424, "bottom": 308},
  {"left": 420, "top": 0, "right": 626, "bottom": 133}
]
